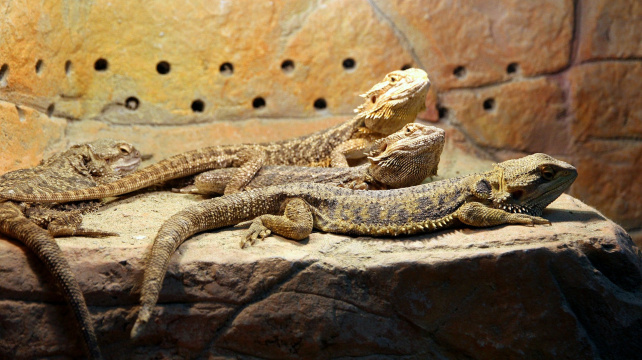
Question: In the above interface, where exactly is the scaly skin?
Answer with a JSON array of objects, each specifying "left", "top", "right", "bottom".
[
  {"left": 178, "top": 123, "right": 445, "bottom": 194},
  {"left": 1, "top": 68, "right": 431, "bottom": 203},
  {"left": 131, "top": 153, "right": 577, "bottom": 338},
  {"left": 0, "top": 139, "right": 141, "bottom": 360}
]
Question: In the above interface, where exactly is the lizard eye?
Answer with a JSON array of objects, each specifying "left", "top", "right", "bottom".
[
  {"left": 371, "top": 95, "right": 377, "bottom": 103},
  {"left": 389, "top": 76, "right": 397, "bottom": 83},
  {"left": 119, "top": 146, "right": 130, "bottom": 155},
  {"left": 405, "top": 126, "right": 413, "bottom": 134},
  {"left": 541, "top": 166, "right": 555, "bottom": 181}
]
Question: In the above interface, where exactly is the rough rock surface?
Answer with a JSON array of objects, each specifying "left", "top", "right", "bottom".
[{"left": 0, "top": 189, "right": 641, "bottom": 359}]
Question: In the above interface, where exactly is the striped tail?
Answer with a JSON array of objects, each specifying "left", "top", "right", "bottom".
[{"left": 1, "top": 146, "right": 235, "bottom": 203}]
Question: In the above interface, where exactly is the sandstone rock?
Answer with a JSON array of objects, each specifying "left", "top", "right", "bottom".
[
  {"left": 577, "top": 0, "right": 642, "bottom": 62},
  {"left": 371, "top": 0, "right": 573, "bottom": 90},
  {"left": 0, "top": 191, "right": 640, "bottom": 359},
  {"left": 0, "top": 0, "right": 414, "bottom": 124},
  {"left": 438, "top": 77, "right": 570, "bottom": 155},
  {"left": 0, "top": 101, "right": 66, "bottom": 174},
  {"left": 568, "top": 62, "right": 642, "bottom": 141},
  {"left": 568, "top": 62, "right": 642, "bottom": 231}
]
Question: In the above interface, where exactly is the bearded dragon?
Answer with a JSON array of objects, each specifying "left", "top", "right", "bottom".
[
  {"left": 1, "top": 68, "right": 430, "bottom": 203},
  {"left": 131, "top": 153, "right": 577, "bottom": 338},
  {"left": 0, "top": 139, "right": 141, "bottom": 360},
  {"left": 176, "top": 123, "right": 445, "bottom": 194}
]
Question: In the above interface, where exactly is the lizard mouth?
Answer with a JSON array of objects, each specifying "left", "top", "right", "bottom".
[{"left": 111, "top": 157, "right": 142, "bottom": 174}]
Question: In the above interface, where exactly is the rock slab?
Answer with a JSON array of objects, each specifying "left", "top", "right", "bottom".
[{"left": 0, "top": 192, "right": 641, "bottom": 359}]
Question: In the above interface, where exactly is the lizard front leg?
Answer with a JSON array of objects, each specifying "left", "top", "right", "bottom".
[
  {"left": 224, "top": 148, "right": 266, "bottom": 194},
  {"left": 237, "top": 198, "right": 313, "bottom": 247},
  {"left": 329, "top": 130, "right": 382, "bottom": 167},
  {"left": 455, "top": 202, "right": 550, "bottom": 227},
  {"left": 33, "top": 209, "right": 117, "bottom": 237}
]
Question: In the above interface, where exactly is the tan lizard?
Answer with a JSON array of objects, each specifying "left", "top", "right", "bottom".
[
  {"left": 0, "top": 139, "right": 141, "bottom": 360},
  {"left": 176, "top": 122, "right": 445, "bottom": 194},
  {"left": 131, "top": 153, "right": 577, "bottom": 338},
  {"left": 1, "top": 68, "right": 430, "bottom": 203}
]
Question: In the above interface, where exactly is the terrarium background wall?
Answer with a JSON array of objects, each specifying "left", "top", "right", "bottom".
[{"left": 0, "top": 0, "right": 640, "bottom": 240}]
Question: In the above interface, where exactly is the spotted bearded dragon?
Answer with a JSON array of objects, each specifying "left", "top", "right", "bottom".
[
  {"left": 0, "top": 139, "right": 141, "bottom": 360},
  {"left": 176, "top": 122, "right": 445, "bottom": 195},
  {"left": 131, "top": 153, "right": 577, "bottom": 338},
  {"left": 0, "top": 68, "right": 430, "bottom": 203}
]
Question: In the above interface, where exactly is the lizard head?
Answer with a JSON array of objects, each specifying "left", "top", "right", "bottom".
[
  {"left": 367, "top": 123, "right": 445, "bottom": 188},
  {"left": 81, "top": 139, "right": 142, "bottom": 180},
  {"left": 488, "top": 153, "right": 577, "bottom": 216},
  {"left": 356, "top": 68, "right": 431, "bottom": 135}
]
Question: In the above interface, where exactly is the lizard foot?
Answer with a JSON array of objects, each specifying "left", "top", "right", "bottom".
[{"left": 236, "top": 219, "right": 271, "bottom": 248}]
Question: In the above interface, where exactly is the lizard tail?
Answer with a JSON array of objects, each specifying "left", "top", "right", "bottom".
[
  {"left": 0, "top": 203, "right": 103, "bottom": 360},
  {"left": 0, "top": 146, "right": 236, "bottom": 203},
  {"left": 131, "top": 190, "right": 282, "bottom": 339}
]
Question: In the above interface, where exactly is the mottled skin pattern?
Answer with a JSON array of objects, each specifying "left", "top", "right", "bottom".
[
  {"left": 0, "top": 139, "right": 141, "bottom": 360},
  {"left": 131, "top": 153, "right": 577, "bottom": 338},
  {"left": 178, "top": 123, "right": 445, "bottom": 194},
  {"left": 2, "top": 68, "right": 431, "bottom": 203}
]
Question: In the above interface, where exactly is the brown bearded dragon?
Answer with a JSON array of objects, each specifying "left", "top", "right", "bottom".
[
  {"left": 0, "top": 139, "right": 142, "bottom": 360},
  {"left": 1, "top": 68, "right": 431, "bottom": 203},
  {"left": 176, "top": 122, "right": 445, "bottom": 194},
  {"left": 131, "top": 153, "right": 577, "bottom": 338}
]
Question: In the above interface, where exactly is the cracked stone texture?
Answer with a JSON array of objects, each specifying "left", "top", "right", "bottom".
[
  {"left": 577, "top": 0, "right": 642, "bottom": 62},
  {"left": 370, "top": 0, "right": 574, "bottom": 90},
  {"left": 0, "top": 191, "right": 641, "bottom": 359},
  {"left": 567, "top": 62, "right": 642, "bottom": 233}
]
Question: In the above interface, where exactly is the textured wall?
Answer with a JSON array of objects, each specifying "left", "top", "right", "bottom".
[{"left": 0, "top": 0, "right": 640, "bottom": 239}]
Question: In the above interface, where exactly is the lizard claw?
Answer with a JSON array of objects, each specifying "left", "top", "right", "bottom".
[
  {"left": 513, "top": 214, "right": 551, "bottom": 226},
  {"left": 239, "top": 219, "right": 271, "bottom": 248}
]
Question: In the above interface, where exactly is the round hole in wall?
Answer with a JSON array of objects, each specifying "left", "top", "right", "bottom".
[
  {"left": 252, "top": 97, "right": 266, "bottom": 109},
  {"left": 483, "top": 98, "right": 495, "bottom": 111},
  {"left": 125, "top": 97, "right": 139, "bottom": 110},
  {"left": 506, "top": 62, "right": 519, "bottom": 74},
  {"left": 453, "top": 66, "right": 466, "bottom": 78},
  {"left": 342, "top": 58, "right": 356, "bottom": 70},
  {"left": 191, "top": 99, "right": 205, "bottom": 112},
  {"left": 314, "top": 98, "right": 327, "bottom": 110},
  {"left": 35, "top": 59, "right": 43, "bottom": 75},
  {"left": 156, "top": 61, "right": 171, "bottom": 75},
  {"left": 281, "top": 60, "right": 295, "bottom": 73},
  {"left": 401, "top": 64, "right": 412, "bottom": 70},
  {"left": 219, "top": 62, "right": 234, "bottom": 76},
  {"left": 47, "top": 103, "right": 55, "bottom": 117},
  {"left": 94, "top": 58, "right": 108, "bottom": 71},
  {"left": 65, "top": 60, "right": 72, "bottom": 75},
  {"left": 0, "top": 64, "right": 8, "bottom": 85},
  {"left": 437, "top": 105, "right": 448, "bottom": 119}
]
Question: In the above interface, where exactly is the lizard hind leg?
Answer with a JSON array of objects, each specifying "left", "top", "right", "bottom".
[{"left": 237, "top": 198, "right": 313, "bottom": 248}]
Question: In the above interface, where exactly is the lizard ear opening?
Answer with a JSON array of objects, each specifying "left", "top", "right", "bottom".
[{"left": 474, "top": 179, "right": 492, "bottom": 199}]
